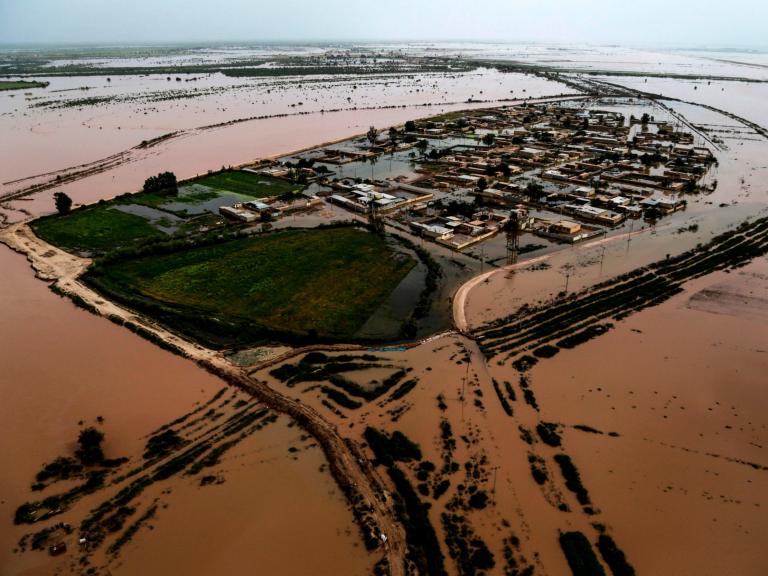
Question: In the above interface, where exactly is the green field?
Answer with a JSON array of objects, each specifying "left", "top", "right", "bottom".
[
  {"left": 32, "top": 207, "right": 165, "bottom": 255},
  {"left": 30, "top": 171, "right": 302, "bottom": 257},
  {"left": 194, "top": 171, "right": 302, "bottom": 198},
  {"left": 85, "top": 227, "right": 416, "bottom": 346},
  {"left": 0, "top": 80, "right": 49, "bottom": 91}
]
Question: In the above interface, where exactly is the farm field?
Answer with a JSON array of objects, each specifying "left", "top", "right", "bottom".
[
  {"left": 194, "top": 171, "right": 303, "bottom": 198},
  {"left": 0, "top": 80, "right": 48, "bottom": 91},
  {"left": 30, "top": 171, "right": 302, "bottom": 256},
  {"left": 85, "top": 226, "right": 417, "bottom": 346},
  {"left": 31, "top": 207, "right": 166, "bottom": 255}
]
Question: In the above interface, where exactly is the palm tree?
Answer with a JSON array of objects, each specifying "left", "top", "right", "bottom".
[
  {"left": 366, "top": 126, "right": 378, "bottom": 148},
  {"left": 388, "top": 126, "right": 399, "bottom": 146}
]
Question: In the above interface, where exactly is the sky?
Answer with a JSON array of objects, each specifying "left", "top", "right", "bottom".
[{"left": 1, "top": 0, "right": 766, "bottom": 48}]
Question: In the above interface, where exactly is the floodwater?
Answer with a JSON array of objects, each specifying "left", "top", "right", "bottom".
[
  {"left": 2, "top": 42, "right": 768, "bottom": 575},
  {"left": 462, "top": 98, "right": 768, "bottom": 329},
  {"left": 601, "top": 75, "right": 768, "bottom": 130},
  {"left": 528, "top": 258, "right": 768, "bottom": 575},
  {"left": 0, "top": 246, "right": 371, "bottom": 575},
  {"left": 0, "top": 68, "right": 573, "bottom": 198}
]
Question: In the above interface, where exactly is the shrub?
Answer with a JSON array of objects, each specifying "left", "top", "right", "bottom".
[
  {"left": 536, "top": 422, "right": 562, "bottom": 447},
  {"left": 554, "top": 454, "right": 591, "bottom": 506},
  {"left": 559, "top": 531, "right": 606, "bottom": 576},
  {"left": 596, "top": 534, "right": 635, "bottom": 576},
  {"left": 76, "top": 427, "right": 105, "bottom": 466},
  {"left": 533, "top": 344, "right": 560, "bottom": 358}
]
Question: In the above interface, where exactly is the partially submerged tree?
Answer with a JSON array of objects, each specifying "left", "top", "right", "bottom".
[
  {"left": 366, "top": 126, "right": 379, "bottom": 148},
  {"left": 75, "top": 427, "right": 105, "bottom": 466},
  {"left": 143, "top": 171, "right": 178, "bottom": 197},
  {"left": 53, "top": 191, "right": 72, "bottom": 214},
  {"left": 525, "top": 181, "right": 545, "bottom": 200},
  {"left": 388, "top": 126, "right": 399, "bottom": 145}
]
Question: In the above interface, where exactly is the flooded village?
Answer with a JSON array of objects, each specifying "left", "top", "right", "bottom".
[{"left": 0, "top": 35, "right": 767, "bottom": 576}]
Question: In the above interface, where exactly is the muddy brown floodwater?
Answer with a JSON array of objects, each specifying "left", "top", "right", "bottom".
[
  {"left": 3, "top": 51, "right": 768, "bottom": 574},
  {"left": 0, "top": 246, "right": 372, "bottom": 576},
  {"left": 528, "top": 257, "right": 768, "bottom": 576},
  {"left": 0, "top": 71, "right": 574, "bottom": 576}
]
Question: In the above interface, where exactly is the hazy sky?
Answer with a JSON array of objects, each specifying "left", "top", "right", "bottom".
[{"left": 1, "top": 0, "right": 765, "bottom": 47}]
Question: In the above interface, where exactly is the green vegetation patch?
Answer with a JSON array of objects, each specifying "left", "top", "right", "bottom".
[
  {"left": 32, "top": 207, "right": 165, "bottom": 255},
  {"left": 194, "top": 171, "right": 303, "bottom": 198},
  {"left": 86, "top": 227, "right": 416, "bottom": 345},
  {"left": 0, "top": 80, "right": 48, "bottom": 91}
]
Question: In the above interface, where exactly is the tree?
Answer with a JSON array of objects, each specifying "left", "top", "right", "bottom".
[
  {"left": 416, "top": 139, "right": 429, "bottom": 155},
  {"left": 477, "top": 177, "right": 488, "bottom": 191},
  {"left": 53, "top": 191, "right": 72, "bottom": 214},
  {"left": 525, "top": 181, "right": 545, "bottom": 199},
  {"left": 143, "top": 171, "right": 178, "bottom": 197},
  {"left": 482, "top": 133, "right": 496, "bottom": 147},
  {"left": 75, "top": 427, "right": 104, "bottom": 466},
  {"left": 388, "top": 126, "right": 399, "bottom": 144},
  {"left": 366, "top": 126, "right": 379, "bottom": 148},
  {"left": 404, "top": 120, "right": 416, "bottom": 132}
]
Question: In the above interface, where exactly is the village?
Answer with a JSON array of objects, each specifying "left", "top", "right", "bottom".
[{"left": 217, "top": 102, "right": 717, "bottom": 256}]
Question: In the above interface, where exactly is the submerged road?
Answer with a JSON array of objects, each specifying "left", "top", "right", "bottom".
[{"left": 452, "top": 222, "right": 668, "bottom": 332}]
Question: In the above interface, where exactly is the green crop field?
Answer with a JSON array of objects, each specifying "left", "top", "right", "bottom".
[
  {"left": 194, "top": 171, "right": 302, "bottom": 198},
  {"left": 85, "top": 227, "right": 416, "bottom": 346},
  {"left": 32, "top": 207, "right": 165, "bottom": 255},
  {"left": 0, "top": 80, "right": 49, "bottom": 91}
]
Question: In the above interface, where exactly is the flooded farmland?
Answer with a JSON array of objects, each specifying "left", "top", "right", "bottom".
[
  {"left": 1, "top": 41, "right": 767, "bottom": 576},
  {"left": 0, "top": 246, "right": 371, "bottom": 576}
]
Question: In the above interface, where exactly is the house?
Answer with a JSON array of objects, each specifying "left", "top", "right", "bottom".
[
  {"left": 219, "top": 205, "right": 259, "bottom": 223},
  {"left": 550, "top": 220, "right": 582, "bottom": 235},
  {"left": 410, "top": 222, "right": 454, "bottom": 240}
]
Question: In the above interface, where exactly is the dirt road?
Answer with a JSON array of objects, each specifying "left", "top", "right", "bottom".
[{"left": 452, "top": 223, "right": 667, "bottom": 332}]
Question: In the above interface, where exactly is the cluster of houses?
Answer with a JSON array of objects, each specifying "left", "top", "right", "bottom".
[
  {"left": 408, "top": 209, "right": 517, "bottom": 251},
  {"left": 327, "top": 179, "right": 434, "bottom": 214},
  {"left": 216, "top": 102, "right": 715, "bottom": 250},
  {"left": 218, "top": 173, "right": 324, "bottom": 224},
  {"left": 401, "top": 104, "right": 713, "bottom": 241}
]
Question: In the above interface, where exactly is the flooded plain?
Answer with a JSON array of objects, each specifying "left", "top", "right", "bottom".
[
  {"left": 0, "top": 246, "right": 371, "bottom": 576},
  {"left": 2, "top": 42, "right": 768, "bottom": 575},
  {"left": 529, "top": 258, "right": 768, "bottom": 576}
]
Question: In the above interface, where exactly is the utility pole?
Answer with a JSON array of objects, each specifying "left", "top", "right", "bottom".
[{"left": 599, "top": 245, "right": 606, "bottom": 276}]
